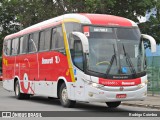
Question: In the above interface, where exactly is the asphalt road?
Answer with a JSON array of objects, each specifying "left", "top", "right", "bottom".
[{"left": 0, "top": 81, "right": 159, "bottom": 119}]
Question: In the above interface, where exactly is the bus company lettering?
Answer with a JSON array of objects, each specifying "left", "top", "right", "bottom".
[
  {"left": 101, "top": 81, "right": 119, "bottom": 86},
  {"left": 99, "top": 79, "right": 138, "bottom": 86},
  {"left": 42, "top": 57, "right": 53, "bottom": 64},
  {"left": 122, "top": 82, "right": 135, "bottom": 86}
]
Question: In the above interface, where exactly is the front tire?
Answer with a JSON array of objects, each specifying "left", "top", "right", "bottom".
[
  {"left": 106, "top": 101, "right": 121, "bottom": 108},
  {"left": 59, "top": 83, "right": 76, "bottom": 108},
  {"left": 15, "top": 80, "right": 30, "bottom": 99}
]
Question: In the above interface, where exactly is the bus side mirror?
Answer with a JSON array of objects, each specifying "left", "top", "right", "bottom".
[
  {"left": 141, "top": 34, "right": 156, "bottom": 53},
  {"left": 72, "top": 32, "right": 89, "bottom": 53}
]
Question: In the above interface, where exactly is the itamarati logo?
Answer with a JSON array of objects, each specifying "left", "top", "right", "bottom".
[
  {"left": 122, "top": 82, "right": 135, "bottom": 85},
  {"left": 42, "top": 57, "right": 53, "bottom": 64}
]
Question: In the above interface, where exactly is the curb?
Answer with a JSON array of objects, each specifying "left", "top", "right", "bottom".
[{"left": 122, "top": 103, "right": 160, "bottom": 110}]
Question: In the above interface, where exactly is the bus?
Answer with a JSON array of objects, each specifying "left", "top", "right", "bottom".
[{"left": 2, "top": 13, "right": 156, "bottom": 108}]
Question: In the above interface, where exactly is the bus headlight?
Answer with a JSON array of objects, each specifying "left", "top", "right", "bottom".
[
  {"left": 82, "top": 78, "right": 104, "bottom": 88},
  {"left": 91, "top": 82, "right": 104, "bottom": 88}
]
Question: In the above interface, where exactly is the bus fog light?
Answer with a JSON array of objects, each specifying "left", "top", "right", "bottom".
[{"left": 88, "top": 92, "right": 93, "bottom": 97}]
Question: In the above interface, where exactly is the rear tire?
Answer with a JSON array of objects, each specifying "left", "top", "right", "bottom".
[
  {"left": 59, "top": 83, "right": 76, "bottom": 108},
  {"left": 106, "top": 101, "right": 121, "bottom": 108},
  {"left": 15, "top": 80, "right": 30, "bottom": 99}
]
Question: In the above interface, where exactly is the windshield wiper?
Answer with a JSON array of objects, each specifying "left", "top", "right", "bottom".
[
  {"left": 122, "top": 44, "right": 136, "bottom": 74},
  {"left": 106, "top": 54, "right": 116, "bottom": 75},
  {"left": 106, "top": 44, "right": 117, "bottom": 75}
]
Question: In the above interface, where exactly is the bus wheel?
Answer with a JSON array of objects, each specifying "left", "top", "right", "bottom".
[
  {"left": 15, "top": 80, "right": 30, "bottom": 99},
  {"left": 59, "top": 83, "right": 76, "bottom": 108},
  {"left": 106, "top": 101, "right": 121, "bottom": 108}
]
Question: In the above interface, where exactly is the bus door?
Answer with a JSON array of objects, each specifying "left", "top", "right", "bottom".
[{"left": 71, "top": 38, "right": 86, "bottom": 101}]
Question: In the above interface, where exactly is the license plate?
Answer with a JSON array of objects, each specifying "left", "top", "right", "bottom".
[{"left": 116, "top": 94, "right": 127, "bottom": 98}]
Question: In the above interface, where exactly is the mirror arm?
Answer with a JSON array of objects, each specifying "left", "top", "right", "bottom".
[
  {"left": 141, "top": 34, "right": 156, "bottom": 53},
  {"left": 72, "top": 32, "right": 89, "bottom": 53}
]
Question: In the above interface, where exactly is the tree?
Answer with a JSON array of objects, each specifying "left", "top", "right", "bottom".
[
  {"left": 0, "top": 0, "right": 20, "bottom": 54},
  {"left": 139, "top": 1, "right": 160, "bottom": 45}
]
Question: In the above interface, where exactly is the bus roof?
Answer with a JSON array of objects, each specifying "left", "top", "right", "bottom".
[{"left": 4, "top": 13, "right": 137, "bottom": 40}]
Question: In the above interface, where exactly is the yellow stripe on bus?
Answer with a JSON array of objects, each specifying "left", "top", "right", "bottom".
[
  {"left": 3, "top": 58, "right": 8, "bottom": 66},
  {"left": 63, "top": 18, "right": 80, "bottom": 23},
  {"left": 62, "top": 22, "right": 76, "bottom": 82}
]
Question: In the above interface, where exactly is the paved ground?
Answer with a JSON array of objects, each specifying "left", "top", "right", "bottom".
[
  {"left": 122, "top": 95, "right": 160, "bottom": 109},
  {"left": 0, "top": 81, "right": 160, "bottom": 119}
]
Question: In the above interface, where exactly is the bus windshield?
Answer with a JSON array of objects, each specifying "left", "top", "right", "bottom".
[{"left": 85, "top": 26, "right": 145, "bottom": 76}]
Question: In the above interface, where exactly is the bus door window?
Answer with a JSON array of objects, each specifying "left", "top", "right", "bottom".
[{"left": 73, "top": 39, "right": 84, "bottom": 70}]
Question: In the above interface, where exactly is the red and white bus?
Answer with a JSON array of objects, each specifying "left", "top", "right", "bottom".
[{"left": 2, "top": 13, "right": 156, "bottom": 108}]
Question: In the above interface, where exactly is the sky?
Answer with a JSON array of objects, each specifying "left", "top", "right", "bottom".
[{"left": 138, "top": 8, "right": 157, "bottom": 23}]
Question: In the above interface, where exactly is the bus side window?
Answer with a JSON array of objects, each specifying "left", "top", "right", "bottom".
[
  {"left": 28, "top": 33, "right": 37, "bottom": 53},
  {"left": 39, "top": 31, "right": 45, "bottom": 51},
  {"left": 56, "top": 27, "right": 64, "bottom": 49},
  {"left": 33, "top": 32, "right": 39, "bottom": 51},
  {"left": 19, "top": 37, "right": 23, "bottom": 54},
  {"left": 19, "top": 35, "right": 28, "bottom": 54},
  {"left": 45, "top": 29, "right": 51, "bottom": 50},
  {"left": 11, "top": 38, "right": 19, "bottom": 55},
  {"left": 39, "top": 29, "right": 51, "bottom": 51},
  {"left": 3, "top": 40, "right": 11, "bottom": 55},
  {"left": 51, "top": 26, "right": 65, "bottom": 53},
  {"left": 51, "top": 28, "right": 56, "bottom": 49}
]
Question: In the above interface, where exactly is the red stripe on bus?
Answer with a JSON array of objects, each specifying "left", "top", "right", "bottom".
[
  {"left": 99, "top": 78, "right": 141, "bottom": 86},
  {"left": 81, "top": 14, "right": 132, "bottom": 26}
]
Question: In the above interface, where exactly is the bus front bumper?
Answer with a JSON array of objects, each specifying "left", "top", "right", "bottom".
[{"left": 85, "top": 84, "right": 147, "bottom": 102}]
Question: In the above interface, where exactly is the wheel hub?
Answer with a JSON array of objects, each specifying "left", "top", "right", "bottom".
[{"left": 61, "top": 87, "right": 68, "bottom": 103}]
